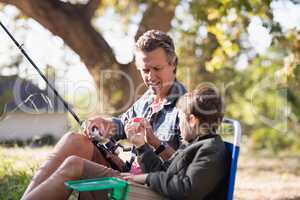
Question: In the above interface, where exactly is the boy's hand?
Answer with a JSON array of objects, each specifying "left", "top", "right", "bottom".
[
  {"left": 125, "top": 118, "right": 145, "bottom": 147},
  {"left": 139, "top": 119, "right": 160, "bottom": 149},
  {"left": 123, "top": 173, "right": 148, "bottom": 185}
]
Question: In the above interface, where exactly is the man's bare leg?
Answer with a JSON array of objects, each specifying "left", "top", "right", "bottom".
[
  {"left": 21, "top": 155, "right": 120, "bottom": 200},
  {"left": 22, "top": 132, "right": 108, "bottom": 198}
]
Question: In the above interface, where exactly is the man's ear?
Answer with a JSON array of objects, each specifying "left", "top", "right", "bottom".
[{"left": 188, "top": 114, "right": 198, "bottom": 128}]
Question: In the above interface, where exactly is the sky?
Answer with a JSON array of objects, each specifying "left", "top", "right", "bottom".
[{"left": 1, "top": 0, "right": 300, "bottom": 97}]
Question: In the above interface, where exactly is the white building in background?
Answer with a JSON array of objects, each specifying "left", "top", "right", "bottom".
[{"left": 0, "top": 75, "right": 69, "bottom": 141}]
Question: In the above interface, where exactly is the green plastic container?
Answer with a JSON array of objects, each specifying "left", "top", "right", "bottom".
[{"left": 65, "top": 177, "right": 129, "bottom": 200}]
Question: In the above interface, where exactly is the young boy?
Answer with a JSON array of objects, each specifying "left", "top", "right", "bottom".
[{"left": 125, "top": 86, "right": 229, "bottom": 199}]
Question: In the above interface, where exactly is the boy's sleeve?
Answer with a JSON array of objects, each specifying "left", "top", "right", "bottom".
[{"left": 145, "top": 144, "right": 227, "bottom": 200}]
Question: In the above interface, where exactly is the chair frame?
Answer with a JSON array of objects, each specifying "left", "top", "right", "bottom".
[{"left": 222, "top": 118, "right": 242, "bottom": 200}]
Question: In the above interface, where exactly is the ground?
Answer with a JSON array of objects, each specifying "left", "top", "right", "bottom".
[
  {"left": 235, "top": 149, "right": 300, "bottom": 200},
  {"left": 0, "top": 145, "right": 300, "bottom": 200}
]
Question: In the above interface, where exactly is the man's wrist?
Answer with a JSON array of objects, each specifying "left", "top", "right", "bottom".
[{"left": 151, "top": 138, "right": 161, "bottom": 149}]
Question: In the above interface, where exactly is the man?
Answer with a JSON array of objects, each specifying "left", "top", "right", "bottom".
[
  {"left": 85, "top": 30, "right": 186, "bottom": 155},
  {"left": 21, "top": 86, "right": 228, "bottom": 200},
  {"left": 22, "top": 30, "right": 186, "bottom": 199}
]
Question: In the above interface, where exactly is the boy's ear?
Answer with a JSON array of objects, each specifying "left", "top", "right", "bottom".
[{"left": 188, "top": 114, "right": 198, "bottom": 128}]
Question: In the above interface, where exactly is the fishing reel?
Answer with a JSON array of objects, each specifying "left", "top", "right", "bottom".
[
  {"left": 90, "top": 126, "right": 135, "bottom": 172},
  {"left": 91, "top": 126, "right": 132, "bottom": 153}
]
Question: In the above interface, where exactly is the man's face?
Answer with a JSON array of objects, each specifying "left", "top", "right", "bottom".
[
  {"left": 135, "top": 48, "right": 176, "bottom": 96},
  {"left": 178, "top": 109, "right": 195, "bottom": 142}
]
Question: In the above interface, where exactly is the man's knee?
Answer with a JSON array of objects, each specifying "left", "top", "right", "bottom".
[
  {"left": 58, "top": 132, "right": 92, "bottom": 151},
  {"left": 57, "top": 155, "right": 84, "bottom": 179},
  {"left": 52, "top": 132, "right": 95, "bottom": 164},
  {"left": 63, "top": 155, "right": 83, "bottom": 168}
]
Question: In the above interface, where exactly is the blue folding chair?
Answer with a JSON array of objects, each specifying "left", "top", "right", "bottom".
[{"left": 222, "top": 118, "right": 242, "bottom": 200}]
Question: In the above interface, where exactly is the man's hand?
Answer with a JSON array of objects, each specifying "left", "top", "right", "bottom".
[
  {"left": 123, "top": 173, "right": 148, "bottom": 185},
  {"left": 83, "top": 116, "right": 116, "bottom": 140}
]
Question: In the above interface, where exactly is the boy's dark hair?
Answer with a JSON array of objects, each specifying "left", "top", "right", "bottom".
[
  {"left": 135, "top": 30, "right": 178, "bottom": 70},
  {"left": 177, "top": 86, "right": 224, "bottom": 132}
]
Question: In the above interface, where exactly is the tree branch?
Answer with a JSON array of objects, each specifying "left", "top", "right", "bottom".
[
  {"left": 84, "top": 0, "right": 101, "bottom": 20},
  {"left": 135, "top": 0, "right": 178, "bottom": 41},
  {"left": 0, "top": 0, "right": 117, "bottom": 70},
  {"left": 0, "top": 0, "right": 12, "bottom": 4}
]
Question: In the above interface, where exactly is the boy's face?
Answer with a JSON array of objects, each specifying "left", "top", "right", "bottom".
[{"left": 178, "top": 109, "right": 196, "bottom": 142}]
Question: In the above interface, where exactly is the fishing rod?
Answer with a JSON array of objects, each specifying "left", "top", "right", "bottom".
[
  {"left": 0, "top": 22, "right": 82, "bottom": 126},
  {"left": 0, "top": 21, "right": 134, "bottom": 172}
]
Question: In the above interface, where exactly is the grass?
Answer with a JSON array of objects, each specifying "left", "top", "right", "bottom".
[
  {"left": 1, "top": 145, "right": 300, "bottom": 200},
  {"left": 0, "top": 146, "right": 47, "bottom": 199}
]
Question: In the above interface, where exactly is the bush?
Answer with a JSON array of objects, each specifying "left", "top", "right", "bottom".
[
  {"left": 30, "top": 134, "right": 57, "bottom": 147},
  {"left": 291, "top": 138, "right": 300, "bottom": 152},
  {"left": 0, "top": 134, "right": 57, "bottom": 148},
  {"left": 250, "top": 128, "right": 294, "bottom": 154}
]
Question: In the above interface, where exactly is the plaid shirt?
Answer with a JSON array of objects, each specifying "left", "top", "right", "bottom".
[{"left": 112, "top": 80, "right": 186, "bottom": 149}]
